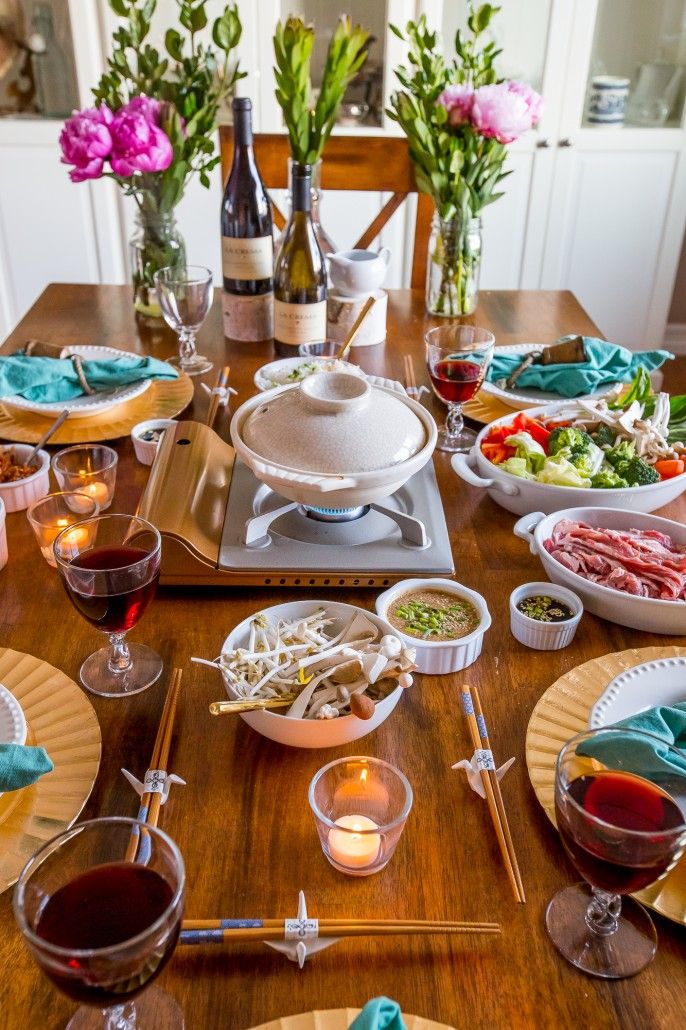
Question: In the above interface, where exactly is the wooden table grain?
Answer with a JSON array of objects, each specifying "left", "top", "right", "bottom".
[{"left": 0, "top": 286, "right": 684, "bottom": 1030}]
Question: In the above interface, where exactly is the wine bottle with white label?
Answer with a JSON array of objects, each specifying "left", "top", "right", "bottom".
[
  {"left": 221, "top": 97, "right": 274, "bottom": 341},
  {"left": 273, "top": 163, "right": 327, "bottom": 357}
]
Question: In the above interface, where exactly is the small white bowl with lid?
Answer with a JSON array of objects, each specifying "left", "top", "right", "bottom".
[
  {"left": 509, "top": 581, "right": 583, "bottom": 650},
  {"left": 375, "top": 578, "right": 492, "bottom": 675}
]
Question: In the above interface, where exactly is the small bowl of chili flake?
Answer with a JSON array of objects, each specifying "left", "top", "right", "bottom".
[
  {"left": 0, "top": 444, "right": 50, "bottom": 513},
  {"left": 509, "top": 581, "right": 583, "bottom": 651}
]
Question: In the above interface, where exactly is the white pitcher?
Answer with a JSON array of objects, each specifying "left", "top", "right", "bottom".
[{"left": 328, "top": 247, "right": 391, "bottom": 296}]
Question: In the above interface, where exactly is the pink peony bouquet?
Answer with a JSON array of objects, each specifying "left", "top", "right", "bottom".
[
  {"left": 60, "top": 97, "right": 173, "bottom": 183},
  {"left": 389, "top": 5, "right": 543, "bottom": 315}
]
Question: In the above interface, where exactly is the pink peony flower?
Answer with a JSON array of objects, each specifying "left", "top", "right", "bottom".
[
  {"left": 437, "top": 84, "right": 474, "bottom": 128},
  {"left": 507, "top": 80, "right": 544, "bottom": 127},
  {"left": 110, "top": 97, "right": 173, "bottom": 177},
  {"left": 471, "top": 82, "right": 534, "bottom": 144},
  {"left": 59, "top": 106, "right": 113, "bottom": 183}
]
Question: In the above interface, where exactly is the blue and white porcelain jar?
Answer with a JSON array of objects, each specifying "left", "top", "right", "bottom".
[{"left": 587, "top": 75, "right": 630, "bottom": 125}]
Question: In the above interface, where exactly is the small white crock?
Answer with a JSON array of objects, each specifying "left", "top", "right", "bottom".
[
  {"left": 131, "top": 419, "right": 177, "bottom": 466},
  {"left": 0, "top": 497, "right": 7, "bottom": 570},
  {"left": 0, "top": 445, "right": 50, "bottom": 513},
  {"left": 509, "top": 581, "right": 583, "bottom": 651},
  {"left": 375, "top": 578, "right": 491, "bottom": 675}
]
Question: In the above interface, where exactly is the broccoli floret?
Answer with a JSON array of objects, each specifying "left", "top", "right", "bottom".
[
  {"left": 591, "top": 467, "right": 628, "bottom": 489},
  {"left": 594, "top": 425, "right": 617, "bottom": 448},
  {"left": 621, "top": 457, "right": 660, "bottom": 486},
  {"left": 548, "top": 427, "right": 594, "bottom": 456},
  {"left": 570, "top": 451, "right": 600, "bottom": 478},
  {"left": 606, "top": 439, "right": 636, "bottom": 469}
]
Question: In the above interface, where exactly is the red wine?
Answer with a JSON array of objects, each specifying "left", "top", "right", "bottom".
[
  {"left": 35, "top": 861, "right": 178, "bottom": 1006},
  {"left": 273, "top": 163, "right": 327, "bottom": 357},
  {"left": 429, "top": 359, "right": 484, "bottom": 403},
  {"left": 63, "top": 545, "right": 159, "bottom": 633},
  {"left": 557, "top": 771, "right": 685, "bottom": 894},
  {"left": 221, "top": 97, "right": 273, "bottom": 298}
]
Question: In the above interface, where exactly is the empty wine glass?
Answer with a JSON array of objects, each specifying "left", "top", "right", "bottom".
[
  {"left": 14, "top": 817, "right": 185, "bottom": 1030},
  {"left": 425, "top": 324, "right": 495, "bottom": 452},
  {"left": 53, "top": 513, "right": 162, "bottom": 698},
  {"left": 154, "top": 264, "right": 214, "bottom": 376},
  {"left": 547, "top": 727, "right": 686, "bottom": 978}
]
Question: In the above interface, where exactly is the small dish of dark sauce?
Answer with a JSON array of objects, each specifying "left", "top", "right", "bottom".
[{"left": 516, "top": 595, "right": 574, "bottom": 623}]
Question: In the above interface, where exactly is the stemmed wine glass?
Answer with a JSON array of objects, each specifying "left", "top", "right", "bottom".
[
  {"left": 14, "top": 817, "right": 185, "bottom": 1030},
  {"left": 53, "top": 514, "right": 162, "bottom": 698},
  {"left": 154, "top": 264, "right": 214, "bottom": 376},
  {"left": 547, "top": 727, "right": 686, "bottom": 978},
  {"left": 425, "top": 324, "right": 495, "bottom": 452}
]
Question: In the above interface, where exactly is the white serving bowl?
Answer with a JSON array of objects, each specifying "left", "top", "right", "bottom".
[
  {"left": 231, "top": 374, "right": 437, "bottom": 509},
  {"left": 131, "top": 419, "right": 177, "bottom": 466},
  {"left": 451, "top": 403, "right": 686, "bottom": 515},
  {"left": 0, "top": 444, "right": 50, "bottom": 513},
  {"left": 513, "top": 506, "right": 686, "bottom": 635},
  {"left": 509, "top": 581, "right": 583, "bottom": 651},
  {"left": 375, "top": 578, "right": 491, "bottom": 674},
  {"left": 220, "top": 600, "right": 404, "bottom": 748}
]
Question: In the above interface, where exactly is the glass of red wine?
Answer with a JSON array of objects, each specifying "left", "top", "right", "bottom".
[
  {"left": 53, "top": 514, "right": 162, "bottom": 698},
  {"left": 13, "top": 817, "right": 185, "bottom": 1030},
  {"left": 425, "top": 324, "right": 495, "bottom": 452},
  {"left": 547, "top": 728, "right": 686, "bottom": 978}
]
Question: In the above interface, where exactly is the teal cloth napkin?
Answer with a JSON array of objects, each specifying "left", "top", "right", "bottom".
[
  {"left": 0, "top": 743, "right": 53, "bottom": 791},
  {"left": 0, "top": 354, "right": 178, "bottom": 403},
  {"left": 579, "top": 704, "right": 686, "bottom": 782},
  {"left": 487, "top": 338, "right": 672, "bottom": 398},
  {"left": 349, "top": 998, "right": 406, "bottom": 1030}
]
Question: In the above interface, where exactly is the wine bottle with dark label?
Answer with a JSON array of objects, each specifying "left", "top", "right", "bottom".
[
  {"left": 273, "top": 162, "right": 327, "bottom": 357},
  {"left": 221, "top": 97, "right": 274, "bottom": 341}
]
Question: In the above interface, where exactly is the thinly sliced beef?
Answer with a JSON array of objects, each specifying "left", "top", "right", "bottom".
[{"left": 542, "top": 520, "right": 686, "bottom": 601}]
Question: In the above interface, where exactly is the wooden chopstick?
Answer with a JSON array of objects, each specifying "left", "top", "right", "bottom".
[
  {"left": 182, "top": 917, "right": 498, "bottom": 931},
  {"left": 206, "top": 365, "right": 230, "bottom": 428},
  {"left": 403, "top": 354, "right": 417, "bottom": 394},
  {"left": 125, "top": 668, "right": 183, "bottom": 862},
  {"left": 179, "top": 921, "right": 501, "bottom": 944},
  {"left": 471, "top": 686, "right": 525, "bottom": 903},
  {"left": 460, "top": 686, "right": 524, "bottom": 903}
]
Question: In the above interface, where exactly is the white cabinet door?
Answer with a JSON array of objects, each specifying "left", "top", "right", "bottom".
[{"left": 541, "top": 144, "right": 681, "bottom": 345}]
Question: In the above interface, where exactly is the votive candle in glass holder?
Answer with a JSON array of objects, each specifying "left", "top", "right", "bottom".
[
  {"left": 308, "top": 756, "right": 413, "bottom": 877},
  {"left": 51, "top": 445, "right": 118, "bottom": 510},
  {"left": 26, "top": 492, "right": 100, "bottom": 566}
]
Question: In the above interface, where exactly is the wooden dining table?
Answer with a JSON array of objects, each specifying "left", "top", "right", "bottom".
[{"left": 0, "top": 284, "right": 685, "bottom": 1030}]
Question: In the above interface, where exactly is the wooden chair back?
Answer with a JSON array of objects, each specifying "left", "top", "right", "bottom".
[{"left": 219, "top": 129, "right": 433, "bottom": 288}]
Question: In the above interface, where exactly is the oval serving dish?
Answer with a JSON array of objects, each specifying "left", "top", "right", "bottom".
[
  {"left": 513, "top": 506, "right": 686, "bottom": 635},
  {"left": 452, "top": 403, "right": 686, "bottom": 516}
]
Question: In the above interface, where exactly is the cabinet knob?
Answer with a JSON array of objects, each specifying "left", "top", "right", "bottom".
[
  {"left": 536, "top": 138, "right": 550, "bottom": 148},
  {"left": 558, "top": 137, "right": 573, "bottom": 148}
]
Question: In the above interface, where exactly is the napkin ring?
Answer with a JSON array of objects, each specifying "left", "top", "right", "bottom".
[{"left": 69, "top": 354, "right": 96, "bottom": 395}]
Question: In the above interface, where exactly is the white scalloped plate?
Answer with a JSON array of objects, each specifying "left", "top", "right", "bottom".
[
  {"left": 0, "top": 683, "right": 26, "bottom": 747},
  {"left": 2, "top": 346, "right": 156, "bottom": 419},
  {"left": 254, "top": 357, "right": 363, "bottom": 392},
  {"left": 590, "top": 657, "right": 686, "bottom": 728},
  {"left": 482, "top": 343, "right": 618, "bottom": 409}
]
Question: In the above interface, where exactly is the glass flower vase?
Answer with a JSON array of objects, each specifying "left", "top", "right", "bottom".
[
  {"left": 426, "top": 212, "right": 482, "bottom": 317},
  {"left": 130, "top": 210, "right": 186, "bottom": 322}
]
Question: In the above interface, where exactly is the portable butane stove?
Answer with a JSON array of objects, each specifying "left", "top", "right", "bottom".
[{"left": 138, "top": 421, "right": 454, "bottom": 587}]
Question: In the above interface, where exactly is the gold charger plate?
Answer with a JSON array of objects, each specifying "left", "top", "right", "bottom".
[
  {"left": 463, "top": 391, "right": 512, "bottom": 424},
  {"left": 526, "top": 645, "right": 686, "bottom": 925},
  {"left": 0, "top": 374, "right": 194, "bottom": 444},
  {"left": 0, "top": 647, "right": 101, "bottom": 891},
  {"left": 248, "top": 1010, "right": 455, "bottom": 1030}
]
